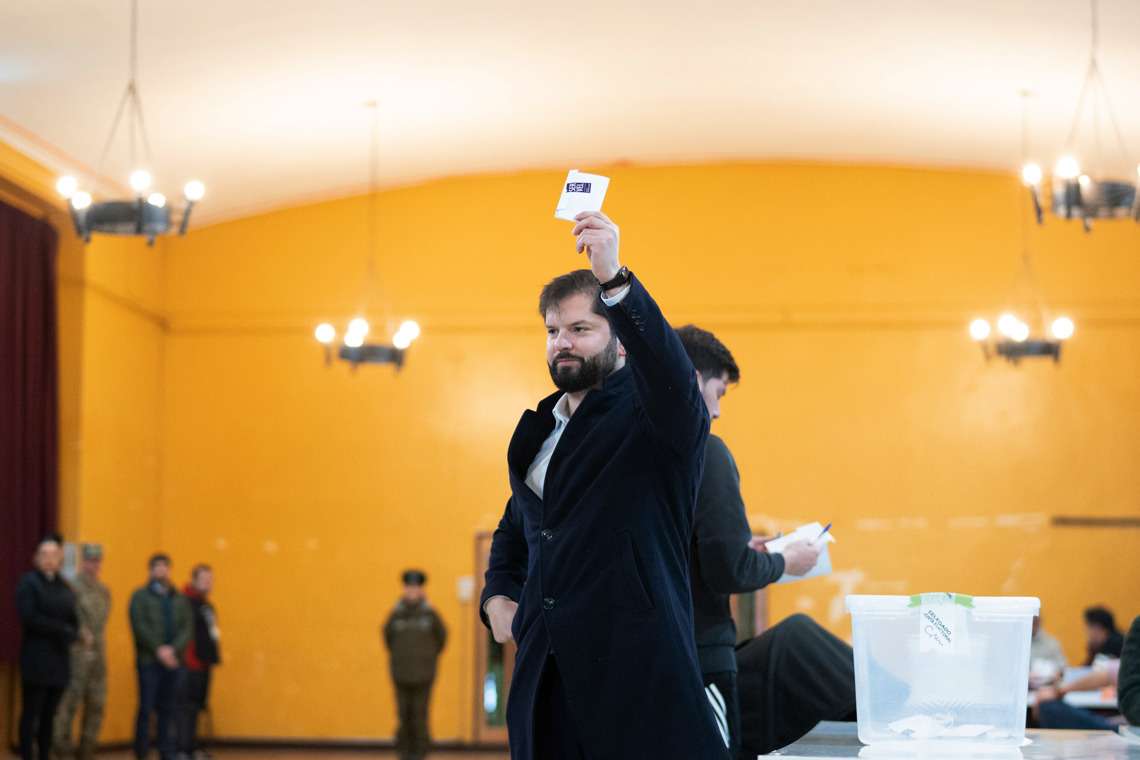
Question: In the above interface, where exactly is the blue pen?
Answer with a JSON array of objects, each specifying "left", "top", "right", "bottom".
[{"left": 813, "top": 522, "right": 832, "bottom": 543}]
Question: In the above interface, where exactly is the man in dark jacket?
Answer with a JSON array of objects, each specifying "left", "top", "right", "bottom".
[
  {"left": 128, "top": 553, "right": 192, "bottom": 760},
  {"left": 177, "top": 563, "right": 221, "bottom": 758},
  {"left": 480, "top": 212, "right": 724, "bottom": 759},
  {"left": 383, "top": 570, "right": 447, "bottom": 760},
  {"left": 1120, "top": 615, "right": 1140, "bottom": 726},
  {"left": 676, "top": 325, "right": 822, "bottom": 756},
  {"left": 16, "top": 535, "right": 78, "bottom": 760}
]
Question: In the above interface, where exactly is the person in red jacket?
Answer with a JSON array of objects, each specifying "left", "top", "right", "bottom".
[{"left": 176, "top": 565, "right": 221, "bottom": 759}]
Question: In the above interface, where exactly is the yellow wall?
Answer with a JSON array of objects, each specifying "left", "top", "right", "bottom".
[
  {"left": 5, "top": 138, "right": 1139, "bottom": 745},
  {"left": 161, "top": 163, "right": 1140, "bottom": 741}
]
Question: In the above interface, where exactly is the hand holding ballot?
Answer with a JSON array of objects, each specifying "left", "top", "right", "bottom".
[
  {"left": 763, "top": 522, "right": 837, "bottom": 583},
  {"left": 571, "top": 211, "right": 621, "bottom": 285}
]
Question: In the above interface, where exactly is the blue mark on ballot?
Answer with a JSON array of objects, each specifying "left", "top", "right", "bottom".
[{"left": 566, "top": 182, "right": 592, "bottom": 193}]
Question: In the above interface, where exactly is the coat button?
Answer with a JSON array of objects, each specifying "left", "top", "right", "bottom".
[
  {"left": 541, "top": 529, "right": 554, "bottom": 541},
  {"left": 543, "top": 597, "right": 556, "bottom": 610}
]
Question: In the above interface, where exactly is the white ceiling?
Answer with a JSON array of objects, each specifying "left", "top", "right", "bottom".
[{"left": 3, "top": 0, "right": 1139, "bottom": 225}]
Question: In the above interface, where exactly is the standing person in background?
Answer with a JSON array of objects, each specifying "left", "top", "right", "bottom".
[
  {"left": 383, "top": 570, "right": 447, "bottom": 760},
  {"left": 53, "top": 544, "right": 112, "bottom": 760},
  {"left": 177, "top": 564, "right": 222, "bottom": 759},
  {"left": 16, "top": 535, "right": 77, "bottom": 760},
  {"left": 129, "top": 553, "right": 193, "bottom": 760},
  {"left": 1084, "top": 606, "right": 1124, "bottom": 664}
]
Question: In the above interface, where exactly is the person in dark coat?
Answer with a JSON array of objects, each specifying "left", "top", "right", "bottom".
[
  {"left": 16, "top": 535, "right": 78, "bottom": 760},
  {"left": 480, "top": 211, "right": 725, "bottom": 759},
  {"left": 676, "top": 325, "right": 822, "bottom": 757},
  {"left": 383, "top": 570, "right": 447, "bottom": 760},
  {"left": 128, "top": 553, "right": 193, "bottom": 760}
]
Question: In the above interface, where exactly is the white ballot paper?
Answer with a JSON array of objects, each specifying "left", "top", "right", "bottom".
[
  {"left": 763, "top": 522, "right": 836, "bottom": 584},
  {"left": 554, "top": 169, "right": 610, "bottom": 221}
]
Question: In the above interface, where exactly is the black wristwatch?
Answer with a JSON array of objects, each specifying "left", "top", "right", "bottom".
[{"left": 597, "top": 266, "right": 631, "bottom": 291}]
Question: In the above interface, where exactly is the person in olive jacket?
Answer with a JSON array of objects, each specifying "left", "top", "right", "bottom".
[
  {"left": 128, "top": 553, "right": 192, "bottom": 760},
  {"left": 383, "top": 570, "right": 447, "bottom": 760},
  {"left": 16, "top": 535, "right": 78, "bottom": 760}
]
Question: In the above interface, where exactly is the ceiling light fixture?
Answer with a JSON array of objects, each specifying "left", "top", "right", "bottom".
[
  {"left": 55, "top": 0, "right": 204, "bottom": 245},
  {"left": 315, "top": 102, "right": 420, "bottom": 371},
  {"left": 1020, "top": 0, "right": 1137, "bottom": 231}
]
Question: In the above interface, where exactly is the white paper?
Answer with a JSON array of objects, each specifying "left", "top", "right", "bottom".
[
  {"left": 763, "top": 522, "right": 836, "bottom": 584},
  {"left": 554, "top": 169, "right": 610, "bottom": 221}
]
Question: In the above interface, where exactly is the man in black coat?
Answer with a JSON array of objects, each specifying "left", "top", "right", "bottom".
[
  {"left": 676, "top": 325, "right": 821, "bottom": 757},
  {"left": 480, "top": 211, "right": 725, "bottom": 759},
  {"left": 16, "top": 535, "right": 78, "bottom": 760}
]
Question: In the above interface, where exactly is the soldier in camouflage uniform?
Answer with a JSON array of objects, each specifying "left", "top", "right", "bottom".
[{"left": 53, "top": 544, "right": 111, "bottom": 760}]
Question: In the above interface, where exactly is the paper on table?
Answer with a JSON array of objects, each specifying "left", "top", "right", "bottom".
[
  {"left": 763, "top": 521, "right": 836, "bottom": 584},
  {"left": 554, "top": 169, "right": 610, "bottom": 221}
]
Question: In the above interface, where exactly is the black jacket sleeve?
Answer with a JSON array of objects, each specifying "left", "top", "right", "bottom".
[
  {"left": 1119, "top": 615, "right": 1140, "bottom": 726},
  {"left": 694, "top": 436, "right": 784, "bottom": 593},
  {"left": 480, "top": 497, "right": 528, "bottom": 629},
  {"left": 604, "top": 274, "right": 709, "bottom": 458},
  {"left": 16, "top": 575, "right": 77, "bottom": 644}
]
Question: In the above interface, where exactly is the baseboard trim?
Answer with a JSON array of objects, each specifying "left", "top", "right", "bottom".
[{"left": 78, "top": 737, "right": 509, "bottom": 754}]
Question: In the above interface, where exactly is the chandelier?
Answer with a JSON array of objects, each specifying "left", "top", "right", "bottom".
[
  {"left": 971, "top": 94, "right": 1074, "bottom": 365},
  {"left": 314, "top": 102, "right": 420, "bottom": 370},
  {"left": 54, "top": 0, "right": 204, "bottom": 245},
  {"left": 1020, "top": 0, "right": 1137, "bottom": 232}
]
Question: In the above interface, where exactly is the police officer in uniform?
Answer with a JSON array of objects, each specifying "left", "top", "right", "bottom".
[
  {"left": 54, "top": 543, "right": 111, "bottom": 760},
  {"left": 382, "top": 570, "right": 447, "bottom": 760}
]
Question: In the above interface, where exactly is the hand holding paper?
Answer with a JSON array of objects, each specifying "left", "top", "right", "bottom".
[
  {"left": 554, "top": 169, "right": 609, "bottom": 221},
  {"left": 763, "top": 522, "right": 837, "bottom": 584}
]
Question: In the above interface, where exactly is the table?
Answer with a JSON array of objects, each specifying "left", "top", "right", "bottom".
[{"left": 767, "top": 721, "right": 1140, "bottom": 759}]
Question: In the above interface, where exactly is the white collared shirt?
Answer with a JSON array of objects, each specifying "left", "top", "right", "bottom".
[{"left": 523, "top": 284, "right": 630, "bottom": 499}]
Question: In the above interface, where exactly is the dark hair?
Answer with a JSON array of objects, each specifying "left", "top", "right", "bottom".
[
  {"left": 675, "top": 325, "right": 740, "bottom": 383},
  {"left": 1084, "top": 606, "right": 1117, "bottom": 632},
  {"left": 39, "top": 532, "right": 63, "bottom": 548},
  {"left": 192, "top": 563, "right": 212, "bottom": 580},
  {"left": 148, "top": 553, "right": 171, "bottom": 569},
  {"left": 402, "top": 569, "right": 427, "bottom": 586},
  {"left": 538, "top": 270, "right": 606, "bottom": 320}
]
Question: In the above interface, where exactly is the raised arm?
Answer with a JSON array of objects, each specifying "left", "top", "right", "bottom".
[{"left": 573, "top": 211, "right": 709, "bottom": 456}]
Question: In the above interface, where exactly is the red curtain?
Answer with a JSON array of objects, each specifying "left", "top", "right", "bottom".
[{"left": 0, "top": 200, "right": 59, "bottom": 663}]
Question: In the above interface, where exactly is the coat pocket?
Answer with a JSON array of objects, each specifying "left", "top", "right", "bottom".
[{"left": 613, "top": 530, "right": 655, "bottom": 612}]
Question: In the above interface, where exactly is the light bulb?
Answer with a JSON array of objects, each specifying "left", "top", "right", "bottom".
[
  {"left": 1020, "top": 163, "right": 1042, "bottom": 187},
  {"left": 347, "top": 317, "right": 370, "bottom": 338},
  {"left": 56, "top": 176, "right": 78, "bottom": 199},
  {"left": 314, "top": 323, "right": 336, "bottom": 344},
  {"left": 1051, "top": 316, "right": 1075, "bottom": 341},
  {"left": 1011, "top": 321, "right": 1030, "bottom": 343},
  {"left": 1054, "top": 156, "right": 1080, "bottom": 180},
  {"left": 997, "top": 313, "right": 1019, "bottom": 338},
  {"left": 71, "top": 191, "right": 93, "bottom": 211},
  {"left": 344, "top": 332, "right": 365, "bottom": 348},
  {"left": 397, "top": 320, "right": 421, "bottom": 342},
  {"left": 184, "top": 180, "right": 205, "bottom": 202},
  {"left": 129, "top": 169, "right": 152, "bottom": 193},
  {"left": 969, "top": 319, "right": 991, "bottom": 341},
  {"left": 393, "top": 333, "right": 412, "bottom": 350},
  {"left": 147, "top": 192, "right": 167, "bottom": 208},
  {"left": 1078, "top": 174, "right": 1092, "bottom": 189}
]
